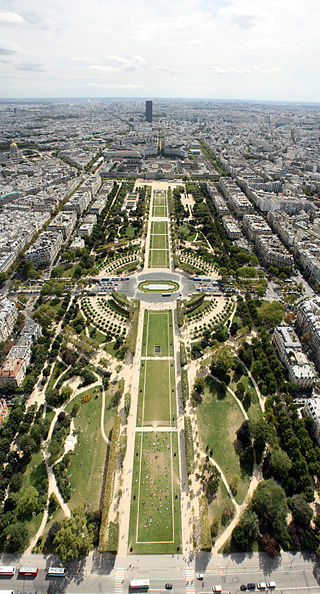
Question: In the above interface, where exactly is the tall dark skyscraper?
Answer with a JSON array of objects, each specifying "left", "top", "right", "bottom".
[{"left": 145, "top": 100, "right": 152, "bottom": 122}]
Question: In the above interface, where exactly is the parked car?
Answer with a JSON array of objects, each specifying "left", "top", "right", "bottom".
[
  {"left": 257, "top": 584, "right": 266, "bottom": 590},
  {"left": 240, "top": 586, "right": 247, "bottom": 591},
  {"left": 266, "top": 582, "right": 275, "bottom": 590},
  {"left": 247, "top": 585, "right": 256, "bottom": 591},
  {"left": 165, "top": 584, "right": 173, "bottom": 590},
  {"left": 196, "top": 573, "right": 204, "bottom": 580}
]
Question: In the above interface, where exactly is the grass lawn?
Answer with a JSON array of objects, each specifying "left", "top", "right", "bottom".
[
  {"left": 197, "top": 379, "right": 250, "bottom": 505},
  {"left": 46, "top": 360, "right": 67, "bottom": 394},
  {"left": 152, "top": 205, "right": 167, "bottom": 217},
  {"left": 64, "top": 386, "right": 117, "bottom": 512},
  {"left": 151, "top": 234, "right": 169, "bottom": 250},
  {"left": 137, "top": 360, "right": 176, "bottom": 426},
  {"left": 129, "top": 431, "right": 181, "bottom": 554},
  {"left": 142, "top": 310, "right": 173, "bottom": 357},
  {"left": 18, "top": 450, "right": 48, "bottom": 546},
  {"left": 125, "top": 224, "right": 136, "bottom": 239},
  {"left": 230, "top": 373, "right": 262, "bottom": 424},
  {"left": 149, "top": 249, "right": 170, "bottom": 268},
  {"left": 151, "top": 221, "right": 168, "bottom": 235}
]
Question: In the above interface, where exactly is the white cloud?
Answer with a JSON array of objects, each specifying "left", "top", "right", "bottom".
[
  {"left": 152, "top": 65, "right": 182, "bottom": 74},
  {"left": 106, "top": 55, "right": 147, "bottom": 71},
  {"left": 89, "top": 64, "right": 119, "bottom": 72},
  {"left": 71, "top": 56, "right": 95, "bottom": 63},
  {"left": 16, "top": 62, "right": 45, "bottom": 72},
  {"left": 0, "top": 40, "right": 20, "bottom": 55},
  {"left": 0, "top": 0, "right": 319, "bottom": 100},
  {"left": 0, "top": 11, "right": 26, "bottom": 25}
]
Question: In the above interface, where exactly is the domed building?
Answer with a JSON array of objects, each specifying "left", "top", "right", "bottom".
[{"left": 10, "top": 139, "right": 19, "bottom": 163}]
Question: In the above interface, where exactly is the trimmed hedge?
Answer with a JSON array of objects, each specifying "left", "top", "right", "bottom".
[
  {"left": 185, "top": 292, "right": 205, "bottom": 313},
  {"left": 200, "top": 496, "right": 212, "bottom": 551},
  {"left": 124, "top": 300, "right": 140, "bottom": 355},
  {"left": 112, "top": 291, "right": 131, "bottom": 311},
  {"left": 184, "top": 415, "right": 194, "bottom": 475},
  {"left": 180, "top": 341, "right": 187, "bottom": 367},
  {"left": 106, "top": 520, "right": 119, "bottom": 553},
  {"left": 181, "top": 368, "right": 189, "bottom": 409},
  {"left": 98, "top": 414, "right": 121, "bottom": 551},
  {"left": 177, "top": 301, "right": 184, "bottom": 328}
]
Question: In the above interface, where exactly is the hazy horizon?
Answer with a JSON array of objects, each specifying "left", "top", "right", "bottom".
[{"left": 0, "top": 0, "right": 319, "bottom": 102}]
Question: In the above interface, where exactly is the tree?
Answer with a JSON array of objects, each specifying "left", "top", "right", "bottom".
[
  {"left": 19, "top": 434, "right": 36, "bottom": 458},
  {"left": 291, "top": 493, "right": 313, "bottom": 528},
  {"left": 258, "top": 301, "right": 284, "bottom": 329},
  {"left": 269, "top": 448, "right": 292, "bottom": 481},
  {"left": 251, "top": 479, "right": 289, "bottom": 544},
  {"left": 236, "top": 420, "right": 251, "bottom": 447},
  {"left": 251, "top": 419, "right": 276, "bottom": 462},
  {"left": 230, "top": 474, "right": 240, "bottom": 496},
  {"left": 221, "top": 500, "right": 234, "bottom": 525},
  {"left": 241, "top": 509, "right": 259, "bottom": 540},
  {"left": 53, "top": 507, "right": 93, "bottom": 563},
  {"left": 4, "top": 523, "right": 29, "bottom": 553},
  {"left": 17, "top": 486, "right": 39, "bottom": 519}
]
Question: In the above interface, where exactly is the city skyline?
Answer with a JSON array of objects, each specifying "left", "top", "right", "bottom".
[{"left": 0, "top": 0, "right": 319, "bottom": 101}]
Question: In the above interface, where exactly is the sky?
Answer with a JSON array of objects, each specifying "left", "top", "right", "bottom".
[{"left": 0, "top": 0, "right": 319, "bottom": 101}]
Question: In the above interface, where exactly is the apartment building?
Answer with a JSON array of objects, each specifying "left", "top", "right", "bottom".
[
  {"left": 0, "top": 399, "right": 8, "bottom": 424},
  {"left": 242, "top": 214, "right": 272, "bottom": 241},
  {"left": 296, "top": 297, "right": 320, "bottom": 370},
  {"left": 24, "top": 231, "right": 63, "bottom": 268},
  {"left": 273, "top": 326, "right": 316, "bottom": 388},
  {"left": 304, "top": 398, "right": 320, "bottom": 445},
  {"left": 222, "top": 215, "right": 242, "bottom": 239},
  {"left": 47, "top": 211, "right": 77, "bottom": 240},
  {"left": 255, "top": 235, "right": 294, "bottom": 269},
  {"left": 0, "top": 298, "right": 18, "bottom": 342}
]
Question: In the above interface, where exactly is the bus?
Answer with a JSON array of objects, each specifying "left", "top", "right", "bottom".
[
  {"left": 19, "top": 568, "right": 38, "bottom": 577},
  {"left": 47, "top": 567, "right": 66, "bottom": 578},
  {"left": 129, "top": 579, "right": 150, "bottom": 591},
  {"left": 0, "top": 568, "right": 15, "bottom": 577}
]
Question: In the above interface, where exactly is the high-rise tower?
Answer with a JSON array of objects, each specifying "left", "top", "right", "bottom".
[{"left": 145, "top": 100, "right": 152, "bottom": 123}]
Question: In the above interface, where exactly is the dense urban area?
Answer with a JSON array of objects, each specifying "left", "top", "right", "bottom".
[{"left": 0, "top": 98, "right": 320, "bottom": 593}]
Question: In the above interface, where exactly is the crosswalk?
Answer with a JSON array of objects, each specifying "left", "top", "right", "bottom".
[
  {"left": 113, "top": 567, "right": 124, "bottom": 594},
  {"left": 186, "top": 567, "right": 195, "bottom": 594}
]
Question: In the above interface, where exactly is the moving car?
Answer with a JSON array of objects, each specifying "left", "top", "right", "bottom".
[{"left": 196, "top": 573, "right": 204, "bottom": 580}]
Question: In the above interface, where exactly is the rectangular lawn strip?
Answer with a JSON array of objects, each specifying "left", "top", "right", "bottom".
[
  {"left": 141, "top": 310, "right": 173, "bottom": 357},
  {"left": 151, "top": 234, "right": 169, "bottom": 250},
  {"left": 151, "top": 221, "right": 168, "bottom": 235},
  {"left": 152, "top": 205, "right": 167, "bottom": 217},
  {"left": 149, "top": 249, "right": 170, "bottom": 268},
  {"left": 64, "top": 386, "right": 117, "bottom": 511},
  {"left": 129, "top": 431, "right": 181, "bottom": 554},
  {"left": 197, "top": 380, "right": 250, "bottom": 505},
  {"left": 137, "top": 359, "right": 176, "bottom": 426}
]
